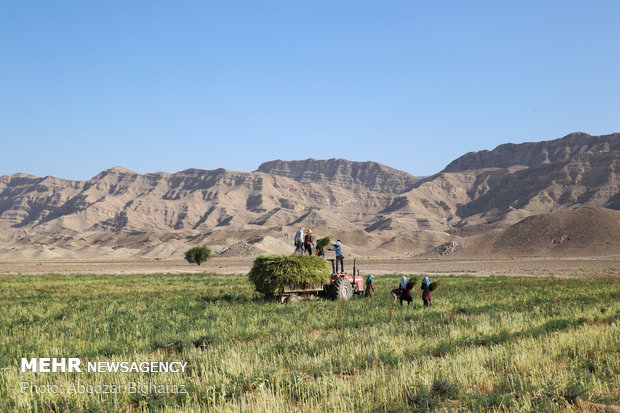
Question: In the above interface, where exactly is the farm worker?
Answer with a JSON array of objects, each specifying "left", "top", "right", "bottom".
[
  {"left": 400, "top": 282, "right": 414, "bottom": 306},
  {"left": 364, "top": 274, "right": 374, "bottom": 297},
  {"left": 294, "top": 226, "right": 305, "bottom": 255},
  {"left": 392, "top": 275, "right": 408, "bottom": 303},
  {"left": 421, "top": 276, "right": 432, "bottom": 307},
  {"left": 328, "top": 240, "right": 344, "bottom": 273},
  {"left": 316, "top": 244, "right": 325, "bottom": 258},
  {"left": 304, "top": 229, "right": 314, "bottom": 256},
  {"left": 391, "top": 288, "right": 400, "bottom": 303}
]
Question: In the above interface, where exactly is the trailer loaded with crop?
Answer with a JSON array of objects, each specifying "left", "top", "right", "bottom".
[{"left": 248, "top": 254, "right": 365, "bottom": 302}]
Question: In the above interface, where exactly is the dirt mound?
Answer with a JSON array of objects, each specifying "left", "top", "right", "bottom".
[
  {"left": 138, "top": 242, "right": 187, "bottom": 259},
  {"left": 427, "top": 240, "right": 464, "bottom": 256},
  {"left": 491, "top": 208, "right": 620, "bottom": 256},
  {"left": 250, "top": 235, "right": 294, "bottom": 255},
  {"left": 217, "top": 242, "right": 265, "bottom": 258},
  {"left": 379, "top": 231, "right": 453, "bottom": 256}
]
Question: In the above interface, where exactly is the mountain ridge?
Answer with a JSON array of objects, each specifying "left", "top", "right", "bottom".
[
  {"left": 0, "top": 132, "right": 618, "bottom": 259},
  {"left": 256, "top": 158, "right": 418, "bottom": 193},
  {"left": 443, "top": 132, "right": 620, "bottom": 172}
]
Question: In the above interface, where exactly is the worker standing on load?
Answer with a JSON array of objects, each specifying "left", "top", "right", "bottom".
[
  {"left": 294, "top": 226, "right": 305, "bottom": 255},
  {"left": 328, "top": 240, "right": 344, "bottom": 273},
  {"left": 304, "top": 229, "right": 314, "bottom": 256}
]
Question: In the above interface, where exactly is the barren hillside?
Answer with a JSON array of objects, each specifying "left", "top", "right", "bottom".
[
  {"left": 379, "top": 132, "right": 620, "bottom": 231},
  {"left": 424, "top": 208, "right": 620, "bottom": 258},
  {"left": 0, "top": 132, "right": 618, "bottom": 259}
]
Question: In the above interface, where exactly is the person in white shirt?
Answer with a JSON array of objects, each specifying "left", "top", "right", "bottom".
[{"left": 294, "top": 226, "right": 305, "bottom": 254}]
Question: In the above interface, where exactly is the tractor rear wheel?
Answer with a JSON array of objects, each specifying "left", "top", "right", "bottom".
[
  {"left": 330, "top": 277, "right": 353, "bottom": 300},
  {"left": 287, "top": 294, "right": 301, "bottom": 304}
]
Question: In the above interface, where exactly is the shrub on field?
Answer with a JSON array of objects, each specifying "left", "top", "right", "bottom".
[
  {"left": 432, "top": 341, "right": 453, "bottom": 357},
  {"left": 406, "top": 385, "right": 439, "bottom": 412},
  {"left": 185, "top": 245, "right": 212, "bottom": 266},
  {"left": 462, "top": 391, "right": 514, "bottom": 410},
  {"left": 378, "top": 349, "right": 400, "bottom": 367},
  {"left": 248, "top": 254, "right": 331, "bottom": 298},
  {"left": 561, "top": 377, "right": 590, "bottom": 404},
  {"left": 130, "top": 392, "right": 178, "bottom": 409},
  {"left": 192, "top": 334, "right": 220, "bottom": 349},
  {"left": 404, "top": 377, "right": 459, "bottom": 412},
  {"left": 151, "top": 338, "right": 187, "bottom": 353},
  {"left": 431, "top": 375, "right": 460, "bottom": 399}
]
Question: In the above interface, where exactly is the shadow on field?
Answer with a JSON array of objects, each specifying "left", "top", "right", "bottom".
[
  {"left": 150, "top": 334, "right": 221, "bottom": 353},
  {"left": 450, "top": 292, "right": 616, "bottom": 317},
  {"left": 198, "top": 293, "right": 263, "bottom": 303},
  {"left": 431, "top": 312, "right": 618, "bottom": 358}
]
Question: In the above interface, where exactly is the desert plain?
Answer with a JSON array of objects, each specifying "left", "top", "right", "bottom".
[{"left": 1, "top": 255, "right": 618, "bottom": 278}]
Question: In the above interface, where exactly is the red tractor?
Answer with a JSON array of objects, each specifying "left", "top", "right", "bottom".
[
  {"left": 324, "top": 258, "right": 364, "bottom": 300},
  {"left": 280, "top": 258, "right": 364, "bottom": 302}
]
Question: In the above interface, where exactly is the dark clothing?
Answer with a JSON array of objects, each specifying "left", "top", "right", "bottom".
[
  {"left": 391, "top": 288, "right": 401, "bottom": 303},
  {"left": 335, "top": 255, "right": 343, "bottom": 273},
  {"left": 294, "top": 240, "right": 304, "bottom": 255},
  {"left": 422, "top": 287, "right": 432, "bottom": 306},
  {"left": 316, "top": 247, "right": 324, "bottom": 258},
  {"left": 303, "top": 234, "right": 313, "bottom": 255},
  {"left": 364, "top": 281, "right": 374, "bottom": 297},
  {"left": 400, "top": 287, "right": 412, "bottom": 306},
  {"left": 328, "top": 242, "right": 343, "bottom": 272}
]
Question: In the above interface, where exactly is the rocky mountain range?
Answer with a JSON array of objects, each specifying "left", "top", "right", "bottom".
[{"left": 0, "top": 132, "right": 618, "bottom": 259}]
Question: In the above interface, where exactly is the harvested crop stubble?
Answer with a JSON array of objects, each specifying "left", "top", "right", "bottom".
[{"left": 248, "top": 254, "right": 331, "bottom": 297}]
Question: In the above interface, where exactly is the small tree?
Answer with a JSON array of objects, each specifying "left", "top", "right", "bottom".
[{"left": 185, "top": 245, "right": 212, "bottom": 266}]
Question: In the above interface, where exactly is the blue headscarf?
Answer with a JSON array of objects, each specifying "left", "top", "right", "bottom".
[
  {"left": 366, "top": 274, "right": 373, "bottom": 286},
  {"left": 422, "top": 276, "right": 430, "bottom": 288},
  {"left": 400, "top": 276, "right": 408, "bottom": 289}
]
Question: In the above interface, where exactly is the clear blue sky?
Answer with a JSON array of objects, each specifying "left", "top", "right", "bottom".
[{"left": 1, "top": 1, "right": 618, "bottom": 180}]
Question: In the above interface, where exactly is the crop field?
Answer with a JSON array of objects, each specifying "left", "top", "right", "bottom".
[{"left": 0, "top": 272, "right": 618, "bottom": 412}]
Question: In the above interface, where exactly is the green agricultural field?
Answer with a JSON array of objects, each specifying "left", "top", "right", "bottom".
[{"left": 0, "top": 273, "right": 618, "bottom": 412}]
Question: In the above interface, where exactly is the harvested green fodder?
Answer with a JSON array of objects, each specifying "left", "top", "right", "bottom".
[
  {"left": 248, "top": 254, "right": 331, "bottom": 298},
  {"left": 400, "top": 276, "right": 418, "bottom": 289},
  {"left": 316, "top": 236, "right": 332, "bottom": 250},
  {"left": 430, "top": 281, "right": 441, "bottom": 291}
]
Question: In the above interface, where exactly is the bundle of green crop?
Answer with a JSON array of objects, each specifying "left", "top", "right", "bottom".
[
  {"left": 407, "top": 276, "right": 419, "bottom": 289},
  {"left": 248, "top": 254, "right": 331, "bottom": 298},
  {"left": 315, "top": 236, "right": 332, "bottom": 250},
  {"left": 429, "top": 281, "right": 441, "bottom": 291}
]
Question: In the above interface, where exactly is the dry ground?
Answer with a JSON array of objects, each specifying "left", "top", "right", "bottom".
[{"left": 1, "top": 255, "right": 618, "bottom": 278}]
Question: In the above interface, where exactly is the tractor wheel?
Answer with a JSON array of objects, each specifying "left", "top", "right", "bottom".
[
  {"left": 287, "top": 294, "right": 301, "bottom": 304},
  {"left": 330, "top": 277, "right": 353, "bottom": 300}
]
